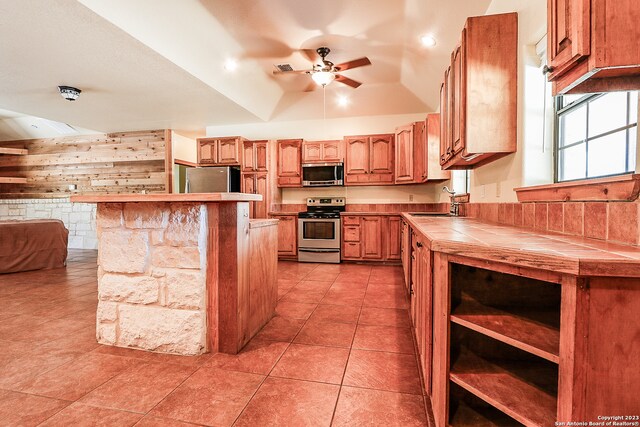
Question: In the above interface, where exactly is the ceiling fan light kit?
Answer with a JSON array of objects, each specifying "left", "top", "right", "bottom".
[
  {"left": 311, "top": 71, "right": 335, "bottom": 87},
  {"left": 57, "top": 85, "right": 81, "bottom": 101}
]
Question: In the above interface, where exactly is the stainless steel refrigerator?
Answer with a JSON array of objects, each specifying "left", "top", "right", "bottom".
[{"left": 185, "top": 167, "right": 241, "bottom": 193}]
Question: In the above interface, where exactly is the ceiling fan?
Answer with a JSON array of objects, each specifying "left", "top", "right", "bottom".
[{"left": 273, "top": 46, "right": 371, "bottom": 89}]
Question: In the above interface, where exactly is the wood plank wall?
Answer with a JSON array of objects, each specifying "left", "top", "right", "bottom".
[{"left": 0, "top": 129, "right": 169, "bottom": 198}]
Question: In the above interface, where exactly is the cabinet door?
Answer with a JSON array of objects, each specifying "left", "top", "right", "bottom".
[
  {"left": 216, "top": 139, "right": 240, "bottom": 164},
  {"left": 254, "top": 173, "right": 268, "bottom": 219},
  {"left": 255, "top": 142, "right": 268, "bottom": 171},
  {"left": 394, "top": 126, "right": 414, "bottom": 183},
  {"left": 275, "top": 215, "right": 297, "bottom": 256},
  {"left": 386, "top": 216, "right": 402, "bottom": 260},
  {"left": 242, "top": 174, "right": 256, "bottom": 218},
  {"left": 322, "top": 141, "right": 342, "bottom": 162},
  {"left": 451, "top": 42, "right": 464, "bottom": 155},
  {"left": 361, "top": 216, "right": 383, "bottom": 259},
  {"left": 343, "top": 242, "right": 361, "bottom": 259},
  {"left": 547, "top": 0, "right": 591, "bottom": 79},
  {"left": 302, "top": 142, "right": 322, "bottom": 163},
  {"left": 439, "top": 69, "right": 450, "bottom": 165},
  {"left": 420, "top": 244, "right": 433, "bottom": 395},
  {"left": 401, "top": 220, "right": 411, "bottom": 292},
  {"left": 198, "top": 140, "right": 217, "bottom": 165},
  {"left": 277, "top": 140, "right": 302, "bottom": 187},
  {"left": 370, "top": 135, "right": 394, "bottom": 177},
  {"left": 242, "top": 141, "right": 255, "bottom": 171},
  {"left": 344, "top": 137, "right": 369, "bottom": 183}
]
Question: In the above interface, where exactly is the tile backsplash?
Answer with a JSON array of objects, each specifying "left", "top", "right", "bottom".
[{"left": 463, "top": 201, "right": 640, "bottom": 246}]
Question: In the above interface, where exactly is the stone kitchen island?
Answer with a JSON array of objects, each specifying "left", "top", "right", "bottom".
[{"left": 70, "top": 193, "right": 278, "bottom": 356}]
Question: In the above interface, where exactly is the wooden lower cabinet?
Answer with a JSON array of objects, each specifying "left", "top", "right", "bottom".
[
  {"left": 269, "top": 214, "right": 297, "bottom": 258},
  {"left": 426, "top": 253, "right": 640, "bottom": 426},
  {"left": 341, "top": 215, "right": 401, "bottom": 262}
]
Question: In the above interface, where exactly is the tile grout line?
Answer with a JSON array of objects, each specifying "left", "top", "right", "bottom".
[{"left": 329, "top": 263, "right": 372, "bottom": 426}]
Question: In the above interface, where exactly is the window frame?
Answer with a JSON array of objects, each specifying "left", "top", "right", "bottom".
[{"left": 554, "top": 91, "right": 638, "bottom": 183}]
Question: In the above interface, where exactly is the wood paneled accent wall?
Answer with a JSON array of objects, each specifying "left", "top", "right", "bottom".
[{"left": 0, "top": 129, "right": 170, "bottom": 198}]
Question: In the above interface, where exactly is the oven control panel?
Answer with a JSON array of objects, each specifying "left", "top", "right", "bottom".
[{"left": 306, "top": 197, "right": 346, "bottom": 207}]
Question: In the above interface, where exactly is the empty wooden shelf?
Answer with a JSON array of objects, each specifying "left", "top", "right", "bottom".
[{"left": 451, "top": 300, "right": 560, "bottom": 363}]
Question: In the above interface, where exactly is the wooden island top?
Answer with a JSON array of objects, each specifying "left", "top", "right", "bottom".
[
  {"left": 71, "top": 192, "right": 261, "bottom": 203},
  {"left": 402, "top": 214, "right": 640, "bottom": 277}
]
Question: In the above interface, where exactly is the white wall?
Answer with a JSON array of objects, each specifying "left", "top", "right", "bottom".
[
  {"left": 172, "top": 131, "right": 197, "bottom": 163},
  {"left": 206, "top": 113, "right": 451, "bottom": 204},
  {"left": 0, "top": 198, "right": 97, "bottom": 249}
]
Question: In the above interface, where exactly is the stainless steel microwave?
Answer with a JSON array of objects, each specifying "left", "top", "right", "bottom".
[{"left": 302, "top": 162, "right": 344, "bottom": 187}]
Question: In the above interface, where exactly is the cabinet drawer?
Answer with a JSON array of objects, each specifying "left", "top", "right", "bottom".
[
  {"left": 342, "top": 216, "right": 360, "bottom": 225},
  {"left": 343, "top": 226, "right": 360, "bottom": 242},
  {"left": 343, "top": 242, "right": 361, "bottom": 259}
]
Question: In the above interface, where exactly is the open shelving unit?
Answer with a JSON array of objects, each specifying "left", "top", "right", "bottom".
[
  {"left": 447, "top": 263, "right": 561, "bottom": 426},
  {"left": 0, "top": 145, "right": 28, "bottom": 185}
]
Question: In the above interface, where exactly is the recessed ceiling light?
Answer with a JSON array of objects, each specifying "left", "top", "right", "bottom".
[
  {"left": 337, "top": 95, "right": 349, "bottom": 107},
  {"left": 420, "top": 34, "right": 437, "bottom": 48},
  {"left": 224, "top": 58, "right": 238, "bottom": 72}
]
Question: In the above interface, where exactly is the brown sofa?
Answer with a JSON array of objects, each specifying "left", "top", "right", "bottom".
[{"left": 0, "top": 219, "right": 68, "bottom": 274}]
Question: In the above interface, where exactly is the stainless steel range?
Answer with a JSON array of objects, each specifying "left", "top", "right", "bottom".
[{"left": 297, "top": 197, "right": 345, "bottom": 264}]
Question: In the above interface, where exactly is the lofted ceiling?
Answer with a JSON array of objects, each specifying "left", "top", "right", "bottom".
[{"left": 0, "top": 0, "right": 491, "bottom": 139}]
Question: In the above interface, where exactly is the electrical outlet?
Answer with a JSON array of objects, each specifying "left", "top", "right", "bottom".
[
  {"left": 409, "top": 194, "right": 414, "bottom": 201},
  {"left": 481, "top": 185, "right": 486, "bottom": 198},
  {"left": 496, "top": 181, "right": 501, "bottom": 198}
]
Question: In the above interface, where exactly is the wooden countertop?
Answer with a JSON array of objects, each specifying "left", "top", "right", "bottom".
[
  {"left": 71, "top": 193, "right": 262, "bottom": 203},
  {"left": 249, "top": 219, "right": 279, "bottom": 229},
  {"left": 341, "top": 212, "right": 404, "bottom": 217},
  {"left": 402, "top": 214, "right": 640, "bottom": 277}
]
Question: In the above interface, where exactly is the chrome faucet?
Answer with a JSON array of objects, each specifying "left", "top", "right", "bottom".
[{"left": 442, "top": 186, "right": 459, "bottom": 216}]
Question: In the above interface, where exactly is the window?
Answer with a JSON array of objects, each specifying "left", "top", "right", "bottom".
[
  {"left": 451, "top": 170, "right": 470, "bottom": 194},
  {"left": 555, "top": 91, "right": 638, "bottom": 182}
]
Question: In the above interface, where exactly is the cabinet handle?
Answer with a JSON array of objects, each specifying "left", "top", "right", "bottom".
[
  {"left": 416, "top": 242, "right": 423, "bottom": 248},
  {"left": 542, "top": 65, "right": 554, "bottom": 75}
]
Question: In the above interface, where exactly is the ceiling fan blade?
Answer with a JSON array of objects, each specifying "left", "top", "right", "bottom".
[
  {"left": 334, "top": 57, "right": 371, "bottom": 72},
  {"left": 272, "top": 69, "right": 313, "bottom": 75},
  {"left": 335, "top": 74, "right": 362, "bottom": 88},
  {"left": 303, "top": 81, "right": 318, "bottom": 92},
  {"left": 300, "top": 49, "right": 322, "bottom": 65}
]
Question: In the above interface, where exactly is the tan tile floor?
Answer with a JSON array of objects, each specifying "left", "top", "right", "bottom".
[{"left": 0, "top": 250, "right": 432, "bottom": 426}]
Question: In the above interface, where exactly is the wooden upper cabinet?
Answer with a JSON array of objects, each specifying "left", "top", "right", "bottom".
[
  {"left": 345, "top": 134, "right": 394, "bottom": 185},
  {"left": 242, "top": 140, "right": 268, "bottom": 172},
  {"left": 451, "top": 41, "right": 464, "bottom": 155},
  {"left": 344, "top": 137, "right": 369, "bottom": 182},
  {"left": 396, "top": 118, "right": 449, "bottom": 184},
  {"left": 276, "top": 139, "right": 302, "bottom": 187},
  {"left": 197, "top": 137, "right": 242, "bottom": 166},
  {"left": 439, "top": 69, "right": 450, "bottom": 166},
  {"left": 322, "top": 141, "right": 342, "bottom": 162},
  {"left": 394, "top": 125, "right": 414, "bottom": 183},
  {"left": 198, "top": 140, "right": 217, "bottom": 165},
  {"left": 370, "top": 135, "right": 393, "bottom": 177},
  {"left": 547, "top": 0, "right": 640, "bottom": 94},
  {"left": 547, "top": 0, "right": 591, "bottom": 81},
  {"left": 301, "top": 140, "right": 343, "bottom": 163},
  {"left": 439, "top": 12, "right": 518, "bottom": 170}
]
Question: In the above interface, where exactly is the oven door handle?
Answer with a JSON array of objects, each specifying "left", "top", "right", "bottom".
[{"left": 298, "top": 248, "right": 341, "bottom": 253}]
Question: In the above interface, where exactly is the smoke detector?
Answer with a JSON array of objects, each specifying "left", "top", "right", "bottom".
[{"left": 58, "top": 86, "right": 81, "bottom": 101}]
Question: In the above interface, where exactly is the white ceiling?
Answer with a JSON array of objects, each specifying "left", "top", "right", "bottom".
[{"left": 0, "top": 0, "right": 491, "bottom": 139}]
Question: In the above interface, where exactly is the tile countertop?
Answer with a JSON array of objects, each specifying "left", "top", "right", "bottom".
[
  {"left": 71, "top": 193, "right": 261, "bottom": 203},
  {"left": 402, "top": 214, "right": 640, "bottom": 278}
]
